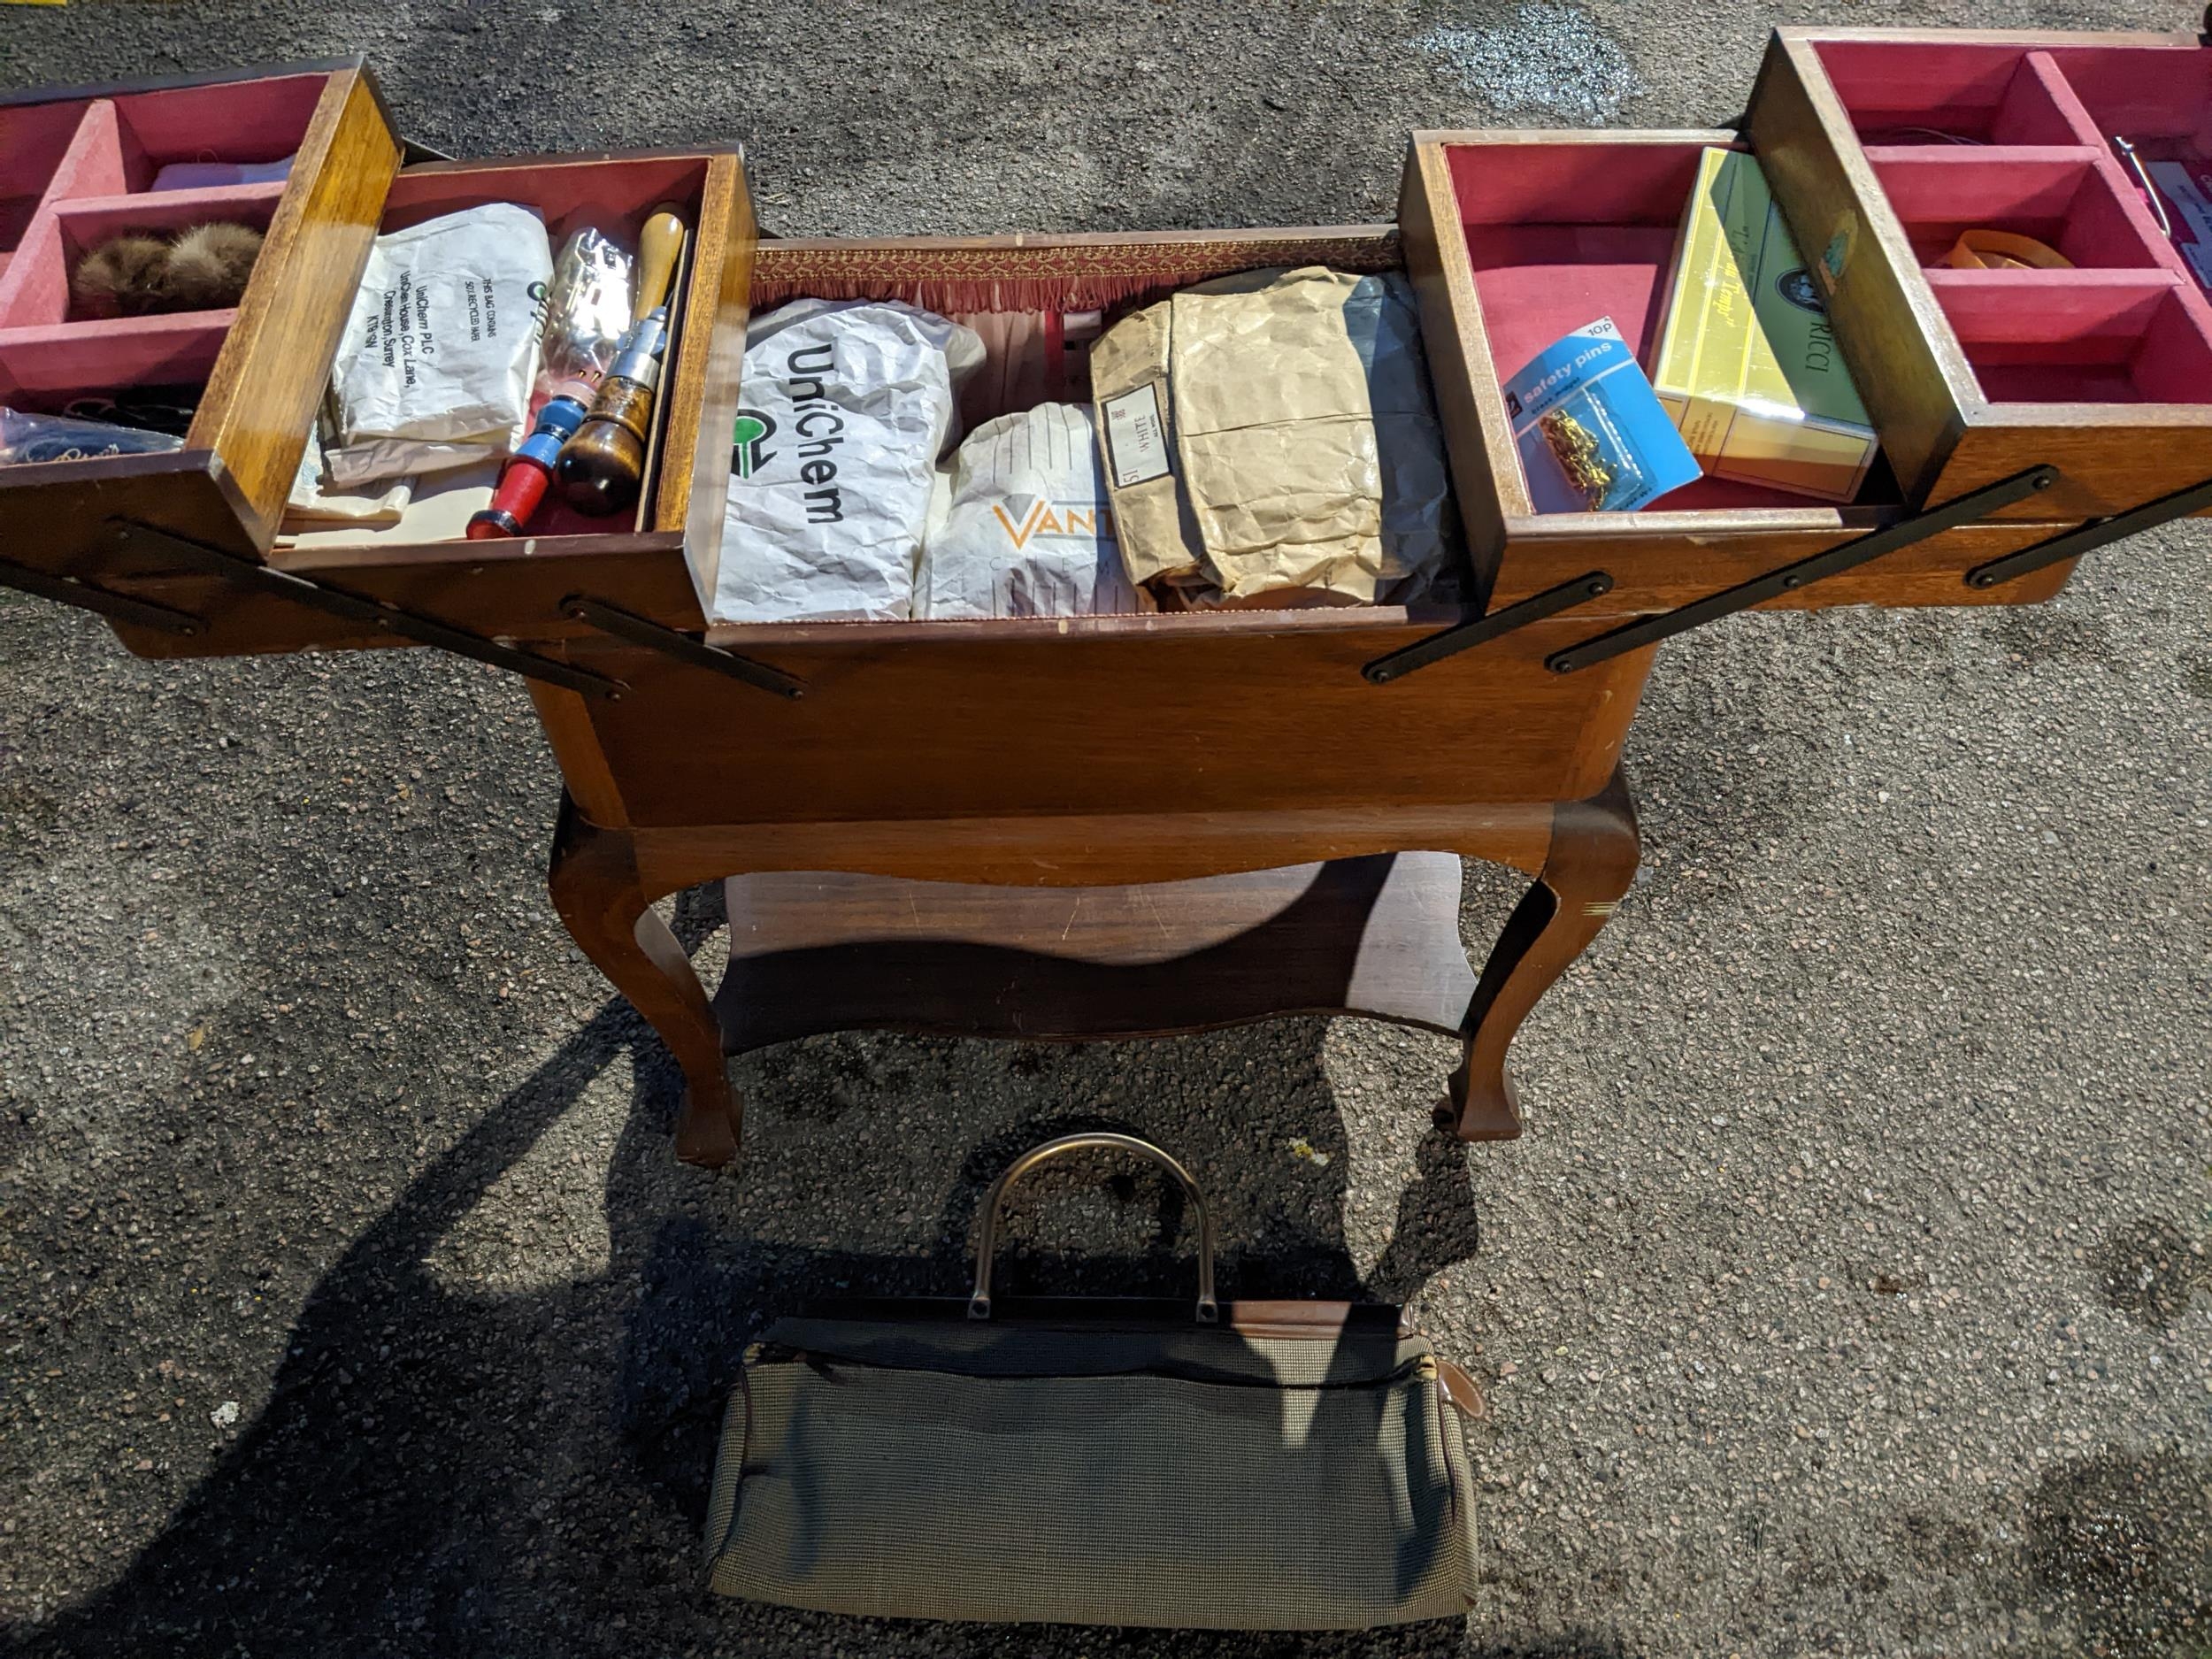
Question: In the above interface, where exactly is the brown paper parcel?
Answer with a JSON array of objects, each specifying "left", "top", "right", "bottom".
[{"left": 1090, "top": 265, "right": 1459, "bottom": 605}]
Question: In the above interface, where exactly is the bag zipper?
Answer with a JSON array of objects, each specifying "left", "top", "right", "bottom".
[{"left": 749, "top": 1341, "right": 1433, "bottom": 1394}]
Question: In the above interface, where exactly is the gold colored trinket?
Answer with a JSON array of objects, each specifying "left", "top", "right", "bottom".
[{"left": 1540, "top": 410, "right": 1615, "bottom": 509}]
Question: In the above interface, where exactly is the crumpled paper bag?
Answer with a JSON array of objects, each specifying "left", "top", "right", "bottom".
[{"left": 1091, "top": 265, "right": 1461, "bottom": 606}]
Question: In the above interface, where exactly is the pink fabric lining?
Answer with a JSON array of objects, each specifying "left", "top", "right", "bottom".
[
  {"left": 1446, "top": 141, "right": 1714, "bottom": 229},
  {"left": 2007, "top": 55, "right": 2108, "bottom": 150},
  {"left": 1819, "top": 42, "right": 2094, "bottom": 145},
  {"left": 0, "top": 102, "right": 98, "bottom": 252},
  {"left": 109, "top": 75, "right": 326, "bottom": 189},
  {"left": 2048, "top": 45, "right": 2212, "bottom": 150},
  {"left": 1448, "top": 141, "right": 1903, "bottom": 513},
  {"left": 1870, "top": 150, "right": 2172, "bottom": 270},
  {"left": 0, "top": 182, "right": 285, "bottom": 330},
  {"left": 1932, "top": 269, "right": 2175, "bottom": 352},
  {"left": 0, "top": 74, "right": 331, "bottom": 401},
  {"left": 380, "top": 157, "right": 710, "bottom": 247},
  {"left": 1935, "top": 274, "right": 2212, "bottom": 403},
  {"left": 0, "top": 310, "right": 236, "bottom": 396},
  {"left": 1816, "top": 41, "right": 2212, "bottom": 402}
]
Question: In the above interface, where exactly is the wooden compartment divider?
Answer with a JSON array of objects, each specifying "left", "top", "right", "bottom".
[{"left": 1748, "top": 26, "right": 2212, "bottom": 518}]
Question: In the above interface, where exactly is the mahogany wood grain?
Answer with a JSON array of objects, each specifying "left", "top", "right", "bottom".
[
  {"left": 65, "top": 526, "right": 703, "bottom": 660},
  {"left": 710, "top": 854, "right": 1479, "bottom": 1051},
  {"left": 1483, "top": 513, "right": 2079, "bottom": 613},
  {"left": 190, "top": 66, "right": 400, "bottom": 549},
  {"left": 528, "top": 684, "right": 630, "bottom": 828},
  {"left": 548, "top": 794, "right": 739, "bottom": 1164},
  {"left": 2, "top": 450, "right": 262, "bottom": 637},
  {"left": 1447, "top": 772, "right": 1639, "bottom": 1140},
  {"left": 549, "top": 780, "right": 1627, "bottom": 1167},
  {"left": 674, "top": 153, "right": 757, "bottom": 606},
  {"left": 1929, "top": 410, "right": 2212, "bottom": 523},
  {"left": 544, "top": 611, "right": 1653, "bottom": 829},
  {"left": 618, "top": 802, "right": 1555, "bottom": 892}
]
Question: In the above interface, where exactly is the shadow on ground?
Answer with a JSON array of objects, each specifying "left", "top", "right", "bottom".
[{"left": 7, "top": 887, "right": 1598, "bottom": 1659}]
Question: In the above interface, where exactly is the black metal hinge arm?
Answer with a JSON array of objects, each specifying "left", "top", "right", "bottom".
[
  {"left": 101, "top": 519, "right": 626, "bottom": 700},
  {"left": 1363, "top": 571, "right": 1615, "bottom": 684},
  {"left": 562, "top": 595, "right": 804, "bottom": 700},
  {"left": 1546, "top": 465, "right": 2060, "bottom": 674},
  {"left": 1965, "top": 473, "right": 2212, "bottom": 589},
  {"left": 0, "top": 555, "right": 205, "bottom": 635}
]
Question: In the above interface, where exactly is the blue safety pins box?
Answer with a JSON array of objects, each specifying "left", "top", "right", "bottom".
[{"left": 1502, "top": 318, "right": 1701, "bottom": 513}]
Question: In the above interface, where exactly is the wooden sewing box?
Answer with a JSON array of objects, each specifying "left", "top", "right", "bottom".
[{"left": 3, "top": 29, "right": 2205, "bottom": 1164}]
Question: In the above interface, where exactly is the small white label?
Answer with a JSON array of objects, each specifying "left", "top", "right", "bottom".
[{"left": 1102, "top": 382, "right": 1171, "bottom": 488}]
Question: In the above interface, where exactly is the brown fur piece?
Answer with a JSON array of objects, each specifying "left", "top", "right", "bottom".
[
  {"left": 69, "top": 222, "right": 264, "bottom": 319},
  {"left": 157, "top": 222, "right": 263, "bottom": 311},
  {"left": 71, "top": 235, "right": 171, "bottom": 318}
]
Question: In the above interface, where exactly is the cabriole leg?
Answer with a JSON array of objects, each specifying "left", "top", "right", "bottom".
[
  {"left": 546, "top": 795, "right": 740, "bottom": 1167},
  {"left": 1445, "top": 769, "right": 1640, "bottom": 1141}
]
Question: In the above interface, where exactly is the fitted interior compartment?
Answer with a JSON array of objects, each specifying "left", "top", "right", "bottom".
[
  {"left": 1815, "top": 42, "right": 2103, "bottom": 147},
  {"left": 1816, "top": 40, "right": 2212, "bottom": 289},
  {"left": 0, "top": 73, "right": 333, "bottom": 407},
  {"left": 1806, "top": 38, "right": 2212, "bottom": 407},
  {"left": 1868, "top": 150, "right": 2173, "bottom": 270},
  {"left": 1443, "top": 138, "right": 1900, "bottom": 513},
  {"left": 0, "top": 184, "right": 281, "bottom": 396},
  {"left": 1931, "top": 269, "right": 2212, "bottom": 403},
  {"left": 2047, "top": 44, "right": 2212, "bottom": 154},
  {"left": 72, "top": 76, "right": 322, "bottom": 196},
  {"left": 727, "top": 229, "right": 1440, "bottom": 626},
  {"left": 0, "top": 102, "right": 92, "bottom": 273},
  {"left": 281, "top": 155, "right": 714, "bottom": 548}
]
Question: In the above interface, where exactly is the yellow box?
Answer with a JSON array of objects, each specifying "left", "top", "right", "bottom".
[{"left": 1653, "top": 148, "right": 1877, "bottom": 503}]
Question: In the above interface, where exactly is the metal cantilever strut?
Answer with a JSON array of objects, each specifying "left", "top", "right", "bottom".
[
  {"left": 1363, "top": 570, "right": 1615, "bottom": 684},
  {"left": 0, "top": 554, "right": 205, "bottom": 635},
  {"left": 1545, "top": 465, "right": 2060, "bottom": 675},
  {"left": 101, "top": 519, "right": 626, "bottom": 700},
  {"left": 562, "top": 595, "right": 804, "bottom": 700},
  {"left": 1963, "top": 472, "right": 2212, "bottom": 589}
]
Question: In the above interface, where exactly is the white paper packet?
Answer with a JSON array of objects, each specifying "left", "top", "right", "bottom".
[{"left": 329, "top": 203, "right": 554, "bottom": 487}]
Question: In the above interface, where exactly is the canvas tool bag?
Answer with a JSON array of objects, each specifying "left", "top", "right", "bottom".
[{"left": 704, "top": 1132, "right": 1482, "bottom": 1628}]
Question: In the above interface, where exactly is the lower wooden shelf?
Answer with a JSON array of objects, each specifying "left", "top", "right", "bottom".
[{"left": 710, "top": 854, "right": 1479, "bottom": 1052}]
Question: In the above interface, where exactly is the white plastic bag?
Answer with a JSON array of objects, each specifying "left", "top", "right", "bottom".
[
  {"left": 919, "top": 403, "right": 1141, "bottom": 619},
  {"left": 327, "top": 203, "right": 553, "bottom": 487},
  {"left": 713, "top": 299, "right": 981, "bottom": 624}
]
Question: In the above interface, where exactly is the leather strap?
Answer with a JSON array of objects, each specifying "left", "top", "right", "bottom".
[
  {"left": 1433, "top": 1356, "right": 1486, "bottom": 1419},
  {"left": 1946, "top": 229, "right": 2072, "bottom": 270}
]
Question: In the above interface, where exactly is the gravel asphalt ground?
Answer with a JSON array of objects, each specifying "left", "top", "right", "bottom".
[{"left": 3, "top": 3, "right": 2208, "bottom": 1655}]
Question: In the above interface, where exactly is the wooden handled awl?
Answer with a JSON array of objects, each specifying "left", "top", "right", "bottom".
[{"left": 556, "top": 206, "right": 687, "bottom": 516}]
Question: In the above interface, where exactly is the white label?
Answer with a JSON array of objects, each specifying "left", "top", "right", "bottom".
[
  {"left": 2149, "top": 162, "right": 2212, "bottom": 292},
  {"left": 1102, "top": 382, "right": 1171, "bottom": 488}
]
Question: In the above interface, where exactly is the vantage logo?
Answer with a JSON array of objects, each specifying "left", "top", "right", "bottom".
[
  {"left": 732, "top": 410, "right": 776, "bottom": 480},
  {"left": 989, "top": 495, "right": 1115, "bottom": 550}
]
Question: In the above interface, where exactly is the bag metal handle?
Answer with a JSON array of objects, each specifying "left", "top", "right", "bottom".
[{"left": 967, "top": 1132, "right": 1219, "bottom": 1325}]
